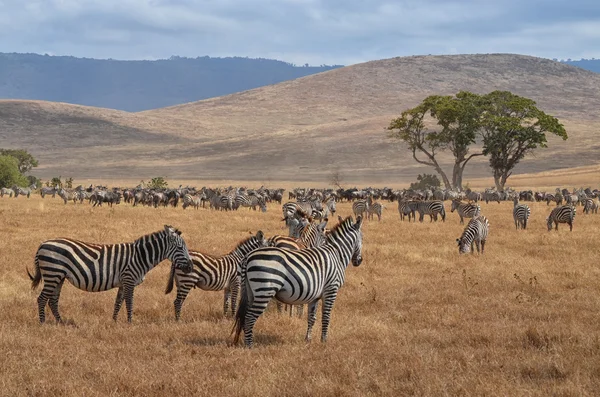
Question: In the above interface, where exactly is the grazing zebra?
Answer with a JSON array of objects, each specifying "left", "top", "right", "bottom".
[
  {"left": 513, "top": 198, "right": 531, "bottom": 230},
  {"left": 457, "top": 215, "right": 489, "bottom": 254},
  {"left": 352, "top": 199, "right": 369, "bottom": 218},
  {"left": 12, "top": 184, "right": 36, "bottom": 198},
  {"left": 233, "top": 216, "right": 364, "bottom": 347},
  {"left": 450, "top": 200, "right": 480, "bottom": 224},
  {"left": 547, "top": 205, "right": 576, "bottom": 231},
  {"left": 165, "top": 231, "right": 267, "bottom": 320},
  {"left": 398, "top": 200, "right": 418, "bottom": 222},
  {"left": 583, "top": 198, "right": 598, "bottom": 214},
  {"left": 366, "top": 201, "right": 384, "bottom": 221},
  {"left": 57, "top": 188, "right": 80, "bottom": 204},
  {"left": 1, "top": 187, "right": 13, "bottom": 197},
  {"left": 27, "top": 225, "right": 193, "bottom": 324},
  {"left": 235, "top": 194, "right": 267, "bottom": 212},
  {"left": 416, "top": 200, "right": 446, "bottom": 222}
]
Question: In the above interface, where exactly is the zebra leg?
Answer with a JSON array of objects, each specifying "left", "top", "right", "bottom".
[
  {"left": 174, "top": 285, "right": 192, "bottom": 321},
  {"left": 305, "top": 300, "right": 319, "bottom": 342},
  {"left": 223, "top": 288, "right": 231, "bottom": 315},
  {"left": 475, "top": 240, "right": 481, "bottom": 254},
  {"left": 320, "top": 290, "right": 339, "bottom": 343},
  {"left": 48, "top": 280, "right": 65, "bottom": 324},
  {"left": 230, "top": 278, "right": 240, "bottom": 317},
  {"left": 124, "top": 284, "right": 136, "bottom": 323},
  {"left": 276, "top": 301, "right": 283, "bottom": 313},
  {"left": 481, "top": 240, "right": 486, "bottom": 254},
  {"left": 36, "top": 291, "right": 50, "bottom": 324},
  {"left": 297, "top": 304, "right": 304, "bottom": 317},
  {"left": 569, "top": 222, "right": 573, "bottom": 232},
  {"left": 113, "top": 287, "right": 125, "bottom": 321}
]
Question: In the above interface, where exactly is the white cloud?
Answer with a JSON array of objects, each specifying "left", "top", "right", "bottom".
[{"left": 0, "top": 0, "right": 597, "bottom": 64}]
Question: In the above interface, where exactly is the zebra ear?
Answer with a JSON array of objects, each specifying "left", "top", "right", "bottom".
[
  {"left": 338, "top": 215, "right": 343, "bottom": 223},
  {"left": 255, "top": 230, "right": 264, "bottom": 240}
]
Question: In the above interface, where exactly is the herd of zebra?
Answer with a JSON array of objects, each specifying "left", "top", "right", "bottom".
[{"left": 19, "top": 183, "right": 600, "bottom": 346}]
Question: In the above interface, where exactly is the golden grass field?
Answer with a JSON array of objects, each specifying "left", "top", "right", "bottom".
[{"left": 2, "top": 185, "right": 600, "bottom": 397}]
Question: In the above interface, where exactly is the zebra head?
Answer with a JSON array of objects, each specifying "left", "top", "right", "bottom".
[
  {"left": 259, "top": 198, "right": 267, "bottom": 213},
  {"left": 333, "top": 216, "right": 363, "bottom": 266},
  {"left": 546, "top": 216, "right": 553, "bottom": 231},
  {"left": 163, "top": 225, "right": 193, "bottom": 273},
  {"left": 456, "top": 237, "right": 469, "bottom": 254},
  {"left": 351, "top": 216, "right": 364, "bottom": 266}
]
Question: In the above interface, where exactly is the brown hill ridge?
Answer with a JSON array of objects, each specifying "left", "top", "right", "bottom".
[{"left": 1, "top": 54, "right": 599, "bottom": 183}]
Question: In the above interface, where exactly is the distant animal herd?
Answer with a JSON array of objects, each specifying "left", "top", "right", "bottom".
[{"left": 3, "top": 183, "right": 596, "bottom": 346}]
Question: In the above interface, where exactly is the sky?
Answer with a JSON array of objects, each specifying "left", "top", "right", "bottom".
[{"left": 0, "top": 0, "right": 598, "bottom": 66}]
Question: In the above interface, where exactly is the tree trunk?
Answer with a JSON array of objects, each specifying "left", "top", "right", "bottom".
[
  {"left": 452, "top": 162, "right": 462, "bottom": 191},
  {"left": 493, "top": 170, "right": 510, "bottom": 192},
  {"left": 435, "top": 165, "right": 451, "bottom": 190}
]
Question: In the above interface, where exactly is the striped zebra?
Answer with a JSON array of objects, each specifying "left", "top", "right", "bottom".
[
  {"left": 352, "top": 199, "right": 369, "bottom": 218},
  {"left": 182, "top": 194, "right": 202, "bottom": 210},
  {"left": 366, "top": 201, "right": 384, "bottom": 221},
  {"left": 165, "top": 231, "right": 267, "bottom": 320},
  {"left": 27, "top": 225, "right": 193, "bottom": 324},
  {"left": 513, "top": 198, "right": 531, "bottom": 230},
  {"left": 583, "top": 198, "right": 598, "bottom": 214},
  {"left": 12, "top": 184, "right": 36, "bottom": 198},
  {"left": 40, "top": 186, "right": 58, "bottom": 198},
  {"left": 1, "top": 187, "right": 13, "bottom": 197},
  {"left": 416, "top": 200, "right": 446, "bottom": 222},
  {"left": 233, "top": 216, "right": 364, "bottom": 347},
  {"left": 547, "top": 205, "right": 576, "bottom": 231},
  {"left": 57, "top": 188, "right": 80, "bottom": 204},
  {"left": 235, "top": 194, "right": 267, "bottom": 212},
  {"left": 456, "top": 215, "right": 489, "bottom": 254},
  {"left": 450, "top": 200, "right": 480, "bottom": 225},
  {"left": 483, "top": 191, "right": 501, "bottom": 204},
  {"left": 398, "top": 200, "right": 418, "bottom": 222}
]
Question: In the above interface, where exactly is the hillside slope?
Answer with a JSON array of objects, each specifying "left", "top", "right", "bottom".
[
  {"left": 0, "top": 53, "right": 341, "bottom": 111},
  {"left": 1, "top": 54, "right": 599, "bottom": 183}
]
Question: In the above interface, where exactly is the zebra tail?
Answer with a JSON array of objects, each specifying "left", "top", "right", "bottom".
[
  {"left": 164, "top": 265, "right": 176, "bottom": 294},
  {"left": 27, "top": 254, "right": 42, "bottom": 290},
  {"left": 232, "top": 260, "right": 252, "bottom": 345}
]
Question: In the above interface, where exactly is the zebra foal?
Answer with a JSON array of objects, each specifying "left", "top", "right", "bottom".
[
  {"left": 233, "top": 216, "right": 364, "bottom": 347},
  {"left": 164, "top": 231, "right": 267, "bottom": 320},
  {"left": 27, "top": 225, "right": 193, "bottom": 324}
]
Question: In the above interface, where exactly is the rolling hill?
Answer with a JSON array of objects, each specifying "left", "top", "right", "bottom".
[{"left": 1, "top": 53, "right": 599, "bottom": 185}]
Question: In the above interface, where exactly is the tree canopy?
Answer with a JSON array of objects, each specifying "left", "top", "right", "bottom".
[
  {"left": 387, "top": 90, "right": 567, "bottom": 191},
  {"left": 0, "top": 155, "right": 29, "bottom": 188},
  {"left": 0, "top": 149, "right": 39, "bottom": 174}
]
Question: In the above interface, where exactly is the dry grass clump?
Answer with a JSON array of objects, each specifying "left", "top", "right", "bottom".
[{"left": 1, "top": 193, "right": 600, "bottom": 396}]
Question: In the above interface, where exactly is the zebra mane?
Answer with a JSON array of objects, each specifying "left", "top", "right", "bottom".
[{"left": 327, "top": 216, "right": 354, "bottom": 239}]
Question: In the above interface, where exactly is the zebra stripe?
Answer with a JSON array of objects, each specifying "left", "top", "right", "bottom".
[
  {"left": 233, "top": 216, "right": 364, "bottom": 347},
  {"left": 457, "top": 215, "right": 489, "bottom": 254},
  {"left": 416, "top": 200, "right": 446, "bottom": 222},
  {"left": 450, "top": 200, "right": 480, "bottom": 224},
  {"left": 397, "top": 200, "right": 418, "bottom": 222},
  {"left": 27, "top": 225, "right": 193, "bottom": 323},
  {"left": 513, "top": 198, "right": 531, "bottom": 230},
  {"left": 547, "top": 205, "right": 576, "bottom": 231},
  {"left": 235, "top": 194, "right": 267, "bottom": 212},
  {"left": 165, "top": 231, "right": 267, "bottom": 320}
]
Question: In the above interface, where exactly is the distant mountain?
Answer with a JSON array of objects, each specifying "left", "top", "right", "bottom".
[
  {"left": 0, "top": 53, "right": 342, "bottom": 111},
  {"left": 562, "top": 59, "right": 600, "bottom": 73}
]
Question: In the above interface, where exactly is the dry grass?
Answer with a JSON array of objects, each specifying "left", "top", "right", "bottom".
[
  {"left": 2, "top": 189, "right": 600, "bottom": 396},
  {"left": 1, "top": 54, "right": 600, "bottom": 182}
]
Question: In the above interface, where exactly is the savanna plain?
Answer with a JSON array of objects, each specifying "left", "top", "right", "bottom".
[{"left": 1, "top": 187, "right": 600, "bottom": 397}]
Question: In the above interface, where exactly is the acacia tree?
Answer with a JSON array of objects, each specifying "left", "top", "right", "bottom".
[
  {"left": 387, "top": 92, "right": 483, "bottom": 190},
  {"left": 0, "top": 149, "right": 38, "bottom": 174},
  {"left": 480, "top": 91, "right": 568, "bottom": 191}
]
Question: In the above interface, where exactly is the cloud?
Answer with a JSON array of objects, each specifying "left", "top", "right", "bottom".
[{"left": 0, "top": 0, "right": 597, "bottom": 65}]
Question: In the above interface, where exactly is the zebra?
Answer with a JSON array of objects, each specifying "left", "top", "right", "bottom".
[
  {"left": 235, "top": 194, "right": 267, "bottom": 212},
  {"left": 57, "top": 188, "right": 80, "bottom": 204},
  {"left": 456, "top": 215, "right": 489, "bottom": 254},
  {"left": 546, "top": 205, "right": 576, "bottom": 231},
  {"left": 416, "top": 200, "right": 446, "bottom": 222},
  {"left": 483, "top": 191, "right": 501, "bottom": 204},
  {"left": 40, "top": 186, "right": 58, "bottom": 198},
  {"left": 450, "top": 200, "right": 480, "bottom": 225},
  {"left": 165, "top": 231, "right": 267, "bottom": 320},
  {"left": 1, "top": 187, "right": 14, "bottom": 197},
  {"left": 582, "top": 198, "right": 598, "bottom": 214},
  {"left": 513, "top": 198, "right": 531, "bottom": 230},
  {"left": 366, "top": 201, "right": 384, "bottom": 221},
  {"left": 233, "top": 216, "right": 364, "bottom": 347},
  {"left": 182, "top": 193, "right": 203, "bottom": 210},
  {"left": 398, "top": 200, "right": 418, "bottom": 222},
  {"left": 12, "top": 184, "right": 36, "bottom": 198},
  {"left": 27, "top": 225, "right": 193, "bottom": 324},
  {"left": 352, "top": 199, "right": 369, "bottom": 218}
]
